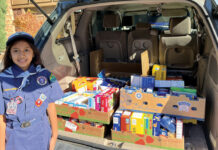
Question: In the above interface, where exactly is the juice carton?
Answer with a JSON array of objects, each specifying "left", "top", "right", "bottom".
[
  {"left": 152, "top": 114, "right": 161, "bottom": 136},
  {"left": 95, "top": 89, "right": 110, "bottom": 111},
  {"left": 121, "top": 111, "right": 132, "bottom": 132},
  {"left": 113, "top": 110, "right": 123, "bottom": 131},
  {"left": 131, "top": 112, "right": 145, "bottom": 135},
  {"left": 144, "top": 113, "right": 153, "bottom": 136},
  {"left": 72, "top": 77, "right": 87, "bottom": 93},
  {"left": 176, "top": 119, "right": 183, "bottom": 139}
]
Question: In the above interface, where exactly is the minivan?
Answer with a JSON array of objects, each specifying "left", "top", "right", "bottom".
[{"left": 33, "top": 0, "right": 218, "bottom": 149}]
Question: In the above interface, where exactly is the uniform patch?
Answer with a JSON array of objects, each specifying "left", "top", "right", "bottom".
[
  {"left": 37, "top": 76, "right": 47, "bottom": 86},
  {"left": 50, "top": 73, "right": 56, "bottom": 82},
  {"left": 6, "top": 100, "right": 17, "bottom": 114},
  {"left": 35, "top": 99, "right": 43, "bottom": 107},
  {"left": 39, "top": 94, "right": 47, "bottom": 102},
  {"left": 16, "top": 96, "right": 24, "bottom": 104}
]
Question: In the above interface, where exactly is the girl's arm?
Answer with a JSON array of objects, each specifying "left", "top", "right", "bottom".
[
  {"left": 47, "top": 103, "right": 58, "bottom": 150},
  {"left": 0, "top": 115, "right": 6, "bottom": 150}
]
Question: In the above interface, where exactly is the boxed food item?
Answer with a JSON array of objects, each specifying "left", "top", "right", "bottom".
[
  {"left": 130, "top": 112, "right": 145, "bottom": 135},
  {"left": 144, "top": 113, "right": 153, "bottom": 136},
  {"left": 113, "top": 110, "right": 123, "bottom": 131},
  {"left": 152, "top": 64, "right": 166, "bottom": 80},
  {"left": 121, "top": 111, "right": 132, "bottom": 132}
]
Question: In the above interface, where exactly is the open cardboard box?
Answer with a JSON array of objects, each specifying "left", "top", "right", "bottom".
[
  {"left": 119, "top": 87, "right": 206, "bottom": 120},
  {"left": 56, "top": 104, "right": 115, "bottom": 124},
  {"left": 111, "top": 130, "right": 184, "bottom": 150},
  {"left": 57, "top": 117, "right": 105, "bottom": 138}
]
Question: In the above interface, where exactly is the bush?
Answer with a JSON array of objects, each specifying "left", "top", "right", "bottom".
[
  {"left": 0, "top": 0, "right": 7, "bottom": 52},
  {"left": 14, "top": 9, "right": 44, "bottom": 37}
]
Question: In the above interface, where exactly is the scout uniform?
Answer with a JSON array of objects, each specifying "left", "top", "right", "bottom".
[{"left": 0, "top": 64, "right": 64, "bottom": 150}]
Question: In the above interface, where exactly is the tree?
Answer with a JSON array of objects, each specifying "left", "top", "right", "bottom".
[
  {"left": 0, "top": 0, "right": 7, "bottom": 52},
  {"left": 14, "top": 9, "right": 44, "bottom": 37}
]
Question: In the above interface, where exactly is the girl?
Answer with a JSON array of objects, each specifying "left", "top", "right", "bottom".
[{"left": 0, "top": 32, "right": 64, "bottom": 150}]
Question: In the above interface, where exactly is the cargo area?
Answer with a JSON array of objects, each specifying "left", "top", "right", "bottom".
[{"left": 39, "top": 1, "right": 218, "bottom": 150}]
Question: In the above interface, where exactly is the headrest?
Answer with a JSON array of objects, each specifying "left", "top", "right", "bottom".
[
  {"left": 170, "top": 17, "right": 191, "bottom": 35},
  {"left": 162, "top": 9, "right": 188, "bottom": 17},
  {"left": 135, "top": 22, "right": 151, "bottom": 30},
  {"left": 122, "top": 16, "right": 133, "bottom": 26},
  {"left": 103, "top": 14, "right": 121, "bottom": 28}
]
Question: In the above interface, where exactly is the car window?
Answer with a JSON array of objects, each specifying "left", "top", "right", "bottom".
[{"left": 205, "top": 0, "right": 218, "bottom": 35}]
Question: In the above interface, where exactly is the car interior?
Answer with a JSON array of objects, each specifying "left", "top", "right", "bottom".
[{"left": 40, "top": 1, "right": 218, "bottom": 149}]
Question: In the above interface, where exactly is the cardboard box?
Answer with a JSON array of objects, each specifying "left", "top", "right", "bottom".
[
  {"left": 58, "top": 117, "right": 105, "bottom": 138},
  {"left": 120, "top": 87, "right": 206, "bottom": 120},
  {"left": 141, "top": 50, "right": 150, "bottom": 76},
  {"left": 56, "top": 104, "right": 115, "bottom": 124},
  {"left": 90, "top": 50, "right": 103, "bottom": 77},
  {"left": 111, "top": 130, "right": 184, "bottom": 150}
]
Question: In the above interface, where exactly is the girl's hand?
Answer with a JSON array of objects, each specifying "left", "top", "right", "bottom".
[{"left": 49, "top": 136, "right": 57, "bottom": 150}]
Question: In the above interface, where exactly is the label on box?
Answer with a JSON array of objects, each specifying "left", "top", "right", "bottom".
[
  {"left": 132, "top": 119, "right": 136, "bottom": 125},
  {"left": 113, "top": 117, "right": 119, "bottom": 124},
  {"left": 65, "top": 121, "right": 77, "bottom": 131},
  {"left": 123, "top": 111, "right": 131, "bottom": 116}
]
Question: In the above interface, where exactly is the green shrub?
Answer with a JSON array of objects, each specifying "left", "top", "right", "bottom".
[{"left": 0, "top": 0, "right": 7, "bottom": 53}]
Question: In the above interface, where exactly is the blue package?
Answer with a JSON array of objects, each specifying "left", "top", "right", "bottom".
[
  {"left": 157, "top": 88, "right": 170, "bottom": 96},
  {"left": 155, "top": 80, "right": 184, "bottom": 88},
  {"left": 141, "top": 76, "right": 155, "bottom": 89},
  {"left": 131, "top": 75, "right": 141, "bottom": 88},
  {"left": 152, "top": 114, "right": 161, "bottom": 136},
  {"left": 160, "top": 116, "right": 176, "bottom": 133}
]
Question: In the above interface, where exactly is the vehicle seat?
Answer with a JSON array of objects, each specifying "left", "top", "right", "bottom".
[
  {"left": 95, "top": 13, "right": 127, "bottom": 62},
  {"left": 128, "top": 22, "right": 159, "bottom": 64},
  {"left": 159, "top": 17, "right": 197, "bottom": 69}
]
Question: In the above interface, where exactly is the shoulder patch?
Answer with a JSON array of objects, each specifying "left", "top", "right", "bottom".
[{"left": 49, "top": 73, "right": 57, "bottom": 82}]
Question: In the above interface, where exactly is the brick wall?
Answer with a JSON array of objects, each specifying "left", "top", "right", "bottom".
[{"left": 5, "top": 0, "right": 15, "bottom": 38}]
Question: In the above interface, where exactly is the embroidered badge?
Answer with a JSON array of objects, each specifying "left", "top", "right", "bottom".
[
  {"left": 6, "top": 100, "right": 17, "bottom": 115},
  {"left": 37, "top": 76, "right": 47, "bottom": 86},
  {"left": 49, "top": 73, "right": 56, "bottom": 82},
  {"left": 39, "top": 94, "right": 47, "bottom": 102},
  {"left": 35, "top": 99, "right": 43, "bottom": 107},
  {"left": 16, "top": 96, "right": 24, "bottom": 104}
]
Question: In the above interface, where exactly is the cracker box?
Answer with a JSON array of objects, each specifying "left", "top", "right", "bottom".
[
  {"left": 131, "top": 112, "right": 145, "bottom": 135},
  {"left": 121, "top": 111, "right": 132, "bottom": 132}
]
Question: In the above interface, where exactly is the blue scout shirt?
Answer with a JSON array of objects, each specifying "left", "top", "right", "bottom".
[{"left": 0, "top": 64, "right": 64, "bottom": 150}]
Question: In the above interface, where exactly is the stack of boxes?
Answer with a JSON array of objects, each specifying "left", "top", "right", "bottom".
[{"left": 56, "top": 76, "right": 121, "bottom": 138}]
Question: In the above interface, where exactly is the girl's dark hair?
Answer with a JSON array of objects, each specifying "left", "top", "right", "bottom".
[{"left": 3, "top": 39, "right": 43, "bottom": 71}]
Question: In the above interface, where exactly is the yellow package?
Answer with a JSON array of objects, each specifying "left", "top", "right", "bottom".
[
  {"left": 152, "top": 64, "right": 166, "bottom": 80},
  {"left": 131, "top": 112, "right": 145, "bottom": 135},
  {"left": 86, "top": 77, "right": 98, "bottom": 91},
  {"left": 72, "top": 77, "right": 87, "bottom": 93}
]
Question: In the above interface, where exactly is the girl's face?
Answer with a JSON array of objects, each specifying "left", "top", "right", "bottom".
[{"left": 10, "top": 40, "right": 34, "bottom": 71}]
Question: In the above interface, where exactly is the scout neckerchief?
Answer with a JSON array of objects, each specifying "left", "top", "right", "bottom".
[{"left": 0, "top": 64, "right": 46, "bottom": 90}]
